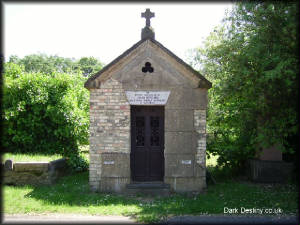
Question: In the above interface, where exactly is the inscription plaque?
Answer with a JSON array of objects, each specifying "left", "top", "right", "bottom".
[
  {"left": 125, "top": 91, "right": 170, "bottom": 105},
  {"left": 104, "top": 161, "right": 114, "bottom": 165},
  {"left": 181, "top": 160, "right": 192, "bottom": 165}
]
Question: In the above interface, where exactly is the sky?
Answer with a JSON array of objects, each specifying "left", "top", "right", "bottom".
[{"left": 4, "top": 3, "right": 233, "bottom": 65}]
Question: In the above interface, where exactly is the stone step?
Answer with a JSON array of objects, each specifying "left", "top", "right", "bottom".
[
  {"left": 127, "top": 182, "right": 170, "bottom": 189},
  {"left": 126, "top": 182, "right": 171, "bottom": 196}
]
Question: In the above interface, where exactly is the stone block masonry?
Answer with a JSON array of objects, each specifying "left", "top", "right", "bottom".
[
  {"left": 86, "top": 36, "right": 211, "bottom": 194},
  {"left": 88, "top": 80, "right": 208, "bottom": 193},
  {"left": 88, "top": 72, "right": 208, "bottom": 193},
  {"left": 3, "top": 158, "right": 68, "bottom": 186},
  {"left": 163, "top": 109, "right": 207, "bottom": 193},
  {"left": 89, "top": 78, "right": 131, "bottom": 192},
  {"left": 194, "top": 110, "right": 206, "bottom": 166}
]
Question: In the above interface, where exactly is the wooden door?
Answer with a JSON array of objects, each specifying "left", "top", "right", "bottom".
[{"left": 131, "top": 106, "right": 164, "bottom": 181}]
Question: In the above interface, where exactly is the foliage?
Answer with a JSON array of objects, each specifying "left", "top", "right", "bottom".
[
  {"left": 2, "top": 62, "right": 89, "bottom": 171},
  {"left": 76, "top": 57, "right": 103, "bottom": 77},
  {"left": 9, "top": 54, "right": 103, "bottom": 77},
  {"left": 3, "top": 172, "right": 298, "bottom": 223},
  {"left": 9, "top": 54, "right": 76, "bottom": 74},
  {"left": 188, "top": 2, "right": 299, "bottom": 170}
]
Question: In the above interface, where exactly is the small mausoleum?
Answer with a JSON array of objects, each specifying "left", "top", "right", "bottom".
[{"left": 84, "top": 9, "right": 212, "bottom": 194}]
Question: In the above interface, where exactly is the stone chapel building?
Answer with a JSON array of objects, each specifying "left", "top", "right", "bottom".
[{"left": 84, "top": 9, "right": 212, "bottom": 194}]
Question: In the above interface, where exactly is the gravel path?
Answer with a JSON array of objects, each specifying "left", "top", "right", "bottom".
[
  {"left": 2, "top": 214, "right": 138, "bottom": 224},
  {"left": 165, "top": 214, "right": 299, "bottom": 224},
  {"left": 2, "top": 213, "right": 298, "bottom": 224}
]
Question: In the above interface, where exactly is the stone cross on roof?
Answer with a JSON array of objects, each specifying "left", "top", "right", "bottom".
[{"left": 141, "top": 8, "right": 155, "bottom": 27}]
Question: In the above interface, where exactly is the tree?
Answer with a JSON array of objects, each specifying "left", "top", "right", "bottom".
[
  {"left": 9, "top": 54, "right": 77, "bottom": 74},
  {"left": 76, "top": 57, "right": 103, "bottom": 77},
  {"left": 8, "top": 54, "right": 104, "bottom": 77},
  {"left": 189, "top": 1, "right": 299, "bottom": 170}
]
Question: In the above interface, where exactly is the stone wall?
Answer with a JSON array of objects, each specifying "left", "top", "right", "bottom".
[
  {"left": 163, "top": 97, "right": 207, "bottom": 192},
  {"left": 2, "top": 158, "right": 67, "bottom": 186},
  {"left": 247, "top": 159, "right": 294, "bottom": 183},
  {"left": 89, "top": 78, "right": 131, "bottom": 192},
  {"left": 88, "top": 40, "right": 208, "bottom": 193},
  {"left": 194, "top": 110, "right": 206, "bottom": 166}
]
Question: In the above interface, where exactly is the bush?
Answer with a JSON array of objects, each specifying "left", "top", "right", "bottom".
[
  {"left": 206, "top": 134, "right": 254, "bottom": 173},
  {"left": 3, "top": 63, "right": 89, "bottom": 171}
]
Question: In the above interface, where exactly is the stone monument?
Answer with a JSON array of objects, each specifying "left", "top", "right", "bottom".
[{"left": 84, "top": 9, "right": 212, "bottom": 194}]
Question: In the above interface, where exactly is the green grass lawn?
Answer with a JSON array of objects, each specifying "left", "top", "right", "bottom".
[
  {"left": 3, "top": 171, "right": 298, "bottom": 223},
  {"left": 2, "top": 146, "right": 90, "bottom": 163},
  {"left": 2, "top": 153, "right": 63, "bottom": 162}
]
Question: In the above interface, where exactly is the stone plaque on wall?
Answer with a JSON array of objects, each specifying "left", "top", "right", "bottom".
[
  {"left": 125, "top": 91, "right": 170, "bottom": 105},
  {"left": 181, "top": 160, "right": 191, "bottom": 165}
]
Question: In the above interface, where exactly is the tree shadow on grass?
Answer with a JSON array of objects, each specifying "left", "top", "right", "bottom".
[
  {"left": 23, "top": 171, "right": 299, "bottom": 223},
  {"left": 22, "top": 172, "right": 222, "bottom": 223}
]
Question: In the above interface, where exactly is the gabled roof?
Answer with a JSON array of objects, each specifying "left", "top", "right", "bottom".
[{"left": 84, "top": 37, "right": 212, "bottom": 89}]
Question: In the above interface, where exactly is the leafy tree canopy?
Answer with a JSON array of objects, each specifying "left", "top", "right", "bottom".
[
  {"left": 8, "top": 54, "right": 104, "bottom": 77},
  {"left": 188, "top": 1, "right": 299, "bottom": 169}
]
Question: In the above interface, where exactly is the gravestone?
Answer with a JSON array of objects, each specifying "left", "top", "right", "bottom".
[
  {"left": 257, "top": 145, "right": 282, "bottom": 161},
  {"left": 85, "top": 9, "right": 212, "bottom": 194},
  {"left": 4, "top": 159, "right": 13, "bottom": 171},
  {"left": 247, "top": 145, "right": 294, "bottom": 183}
]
